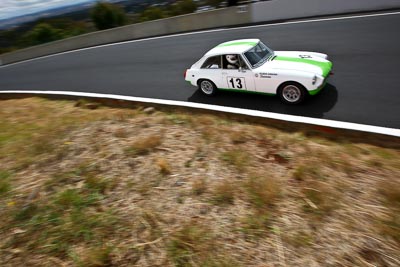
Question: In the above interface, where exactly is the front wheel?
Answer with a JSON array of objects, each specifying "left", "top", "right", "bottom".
[
  {"left": 198, "top": 80, "right": 217, "bottom": 96},
  {"left": 278, "top": 82, "right": 306, "bottom": 104}
]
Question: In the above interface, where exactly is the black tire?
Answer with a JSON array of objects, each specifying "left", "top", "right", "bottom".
[
  {"left": 198, "top": 79, "right": 217, "bottom": 96},
  {"left": 278, "top": 82, "right": 307, "bottom": 104}
]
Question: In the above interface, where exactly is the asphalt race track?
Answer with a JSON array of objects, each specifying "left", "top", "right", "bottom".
[{"left": 1, "top": 12, "right": 399, "bottom": 129}]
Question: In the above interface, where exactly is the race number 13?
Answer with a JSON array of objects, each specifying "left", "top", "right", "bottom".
[{"left": 227, "top": 77, "right": 246, "bottom": 89}]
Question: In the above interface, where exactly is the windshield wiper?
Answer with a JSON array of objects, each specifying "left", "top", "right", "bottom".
[
  {"left": 254, "top": 55, "right": 270, "bottom": 68},
  {"left": 266, "top": 53, "right": 276, "bottom": 61}
]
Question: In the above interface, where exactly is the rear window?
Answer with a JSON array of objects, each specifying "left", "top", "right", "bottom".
[{"left": 201, "top": 56, "right": 221, "bottom": 69}]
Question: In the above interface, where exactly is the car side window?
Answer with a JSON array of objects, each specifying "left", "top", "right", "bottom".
[
  {"left": 222, "top": 54, "right": 249, "bottom": 70},
  {"left": 238, "top": 55, "right": 249, "bottom": 70},
  {"left": 201, "top": 56, "right": 221, "bottom": 69}
]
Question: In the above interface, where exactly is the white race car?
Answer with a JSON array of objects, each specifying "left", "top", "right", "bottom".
[{"left": 184, "top": 39, "right": 333, "bottom": 104}]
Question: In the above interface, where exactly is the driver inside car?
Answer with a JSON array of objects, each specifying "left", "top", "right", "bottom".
[{"left": 226, "top": 54, "right": 239, "bottom": 69}]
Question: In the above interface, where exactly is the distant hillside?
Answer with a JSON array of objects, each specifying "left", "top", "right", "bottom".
[
  {"left": 0, "top": 0, "right": 209, "bottom": 54},
  {"left": 0, "top": 0, "right": 167, "bottom": 30}
]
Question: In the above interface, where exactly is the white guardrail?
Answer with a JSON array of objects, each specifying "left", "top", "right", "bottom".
[
  {"left": 1, "top": 0, "right": 400, "bottom": 65},
  {"left": 1, "top": 91, "right": 400, "bottom": 137}
]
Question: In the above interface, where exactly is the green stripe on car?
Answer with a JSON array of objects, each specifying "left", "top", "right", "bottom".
[
  {"left": 274, "top": 56, "right": 332, "bottom": 77},
  {"left": 218, "top": 88, "right": 276, "bottom": 96},
  {"left": 217, "top": 41, "right": 258, "bottom": 47}
]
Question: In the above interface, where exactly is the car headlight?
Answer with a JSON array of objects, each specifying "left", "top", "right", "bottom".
[{"left": 312, "top": 75, "right": 317, "bottom": 85}]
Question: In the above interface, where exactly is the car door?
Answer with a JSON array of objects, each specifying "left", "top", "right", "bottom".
[
  {"left": 221, "top": 54, "right": 255, "bottom": 91},
  {"left": 253, "top": 62, "right": 281, "bottom": 94}
]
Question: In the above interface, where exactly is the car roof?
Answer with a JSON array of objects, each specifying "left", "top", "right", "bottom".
[{"left": 204, "top": 39, "right": 260, "bottom": 56}]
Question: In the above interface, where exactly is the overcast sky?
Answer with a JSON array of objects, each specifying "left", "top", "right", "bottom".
[{"left": 0, "top": 0, "right": 98, "bottom": 20}]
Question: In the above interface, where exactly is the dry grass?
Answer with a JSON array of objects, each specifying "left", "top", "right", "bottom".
[
  {"left": 229, "top": 130, "right": 248, "bottom": 144},
  {"left": 0, "top": 171, "right": 12, "bottom": 197},
  {"left": 376, "top": 180, "right": 400, "bottom": 244},
  {"left": 238, "top": 175, "right": 282, "bottom": 237},
  {"left": 221, "top": 149, "right": 250, "bottom": 173},
  {"left": 239, "top": 212, "right": 271, "bottom": 237},
  {"left": 378, "top": 180, "right": 400, "bottom": 209},
  {"left": 114, "top": 127, "right": 129, "bottom": 138},
  {"left": 8, "top": 186, "right": 117, "bottom": 258},
  {"left": 156, "top": 158, "right": 172, "bottom": 175},
  {"left": 125, "top": 135, "right": 162, "bottom": 156},
  {"left": 212, "top": 179, "right": 236, "bottom": 205},
  {"left": 166, "top": 221, "right": 240, "bottom": 267},
  {"left": 244, "top": 175, "right": 281, "bottom": 211},
  {"left": 284, "top": 230, "right": 314, "bottom": 248},
  {"left": 167, "top": 222, "right": 212, "bottom": 266},
  {"left": 199, "top": 125, "right": 220, "bottom": 143},
  {"left": 191, "top": 178, "right": 207, "bottom": 196},
  {"left": 293, "top": 164, "right": 323, "bottom": 182},
  {"left": 73, "top": 246, "right": 113, "bottom": 267},
  {"left": 301, "top": 180, "right": 339, "bottom": 218},
  {"left": 377, "top": 213, "right": 400, "bottom": 245},
  {"left": 0, "top": 97, "right": 399, "bottom": 267}
]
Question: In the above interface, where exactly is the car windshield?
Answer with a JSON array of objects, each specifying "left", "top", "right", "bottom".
[{"left": 244, "top": 41, "right": 274, "bottom": 68}]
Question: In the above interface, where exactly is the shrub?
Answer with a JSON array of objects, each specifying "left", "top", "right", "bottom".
[{"left": 91, "top": 2, "right": 128, "bottom": 30}]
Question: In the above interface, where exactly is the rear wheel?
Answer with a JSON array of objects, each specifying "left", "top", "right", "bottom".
[
  {"left": 198, "top": 79, "right": 217, "bottom": 96},
  {"left": 278, "top": 82, "right": 306, "bottom": 104}
]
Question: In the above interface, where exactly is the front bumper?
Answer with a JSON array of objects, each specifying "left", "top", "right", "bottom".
[{"left": 308, "top": 78, "right": 328, "bottom": 96}]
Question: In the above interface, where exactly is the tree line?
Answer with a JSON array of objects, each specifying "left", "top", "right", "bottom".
[{"left": 0, "top": 0, "right": 234, "bottom": 54}]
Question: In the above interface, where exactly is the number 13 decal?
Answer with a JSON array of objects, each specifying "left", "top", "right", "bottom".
[{"left": 227, "top": 77, "right": 246, "bottom": 89}]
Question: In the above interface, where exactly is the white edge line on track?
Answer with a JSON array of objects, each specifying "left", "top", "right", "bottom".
[
  {"left": 1, "top": 90, "right": 399, "bottom": 138},
  {"left": 1, "top": 10, "right": 400, "bottom": 69}
]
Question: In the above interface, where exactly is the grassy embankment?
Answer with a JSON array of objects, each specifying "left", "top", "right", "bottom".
[{"left": 0, "top": 97, "right": 399, "bottom": 266}]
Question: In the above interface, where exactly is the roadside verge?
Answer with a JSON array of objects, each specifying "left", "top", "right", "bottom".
[{"left": 1, "top": 91, "right": 399, "bottom": 142}]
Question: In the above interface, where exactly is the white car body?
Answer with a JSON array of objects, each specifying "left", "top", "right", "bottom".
[{"left": 185, "top": 39, "right": 333, "bottom": 104}]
